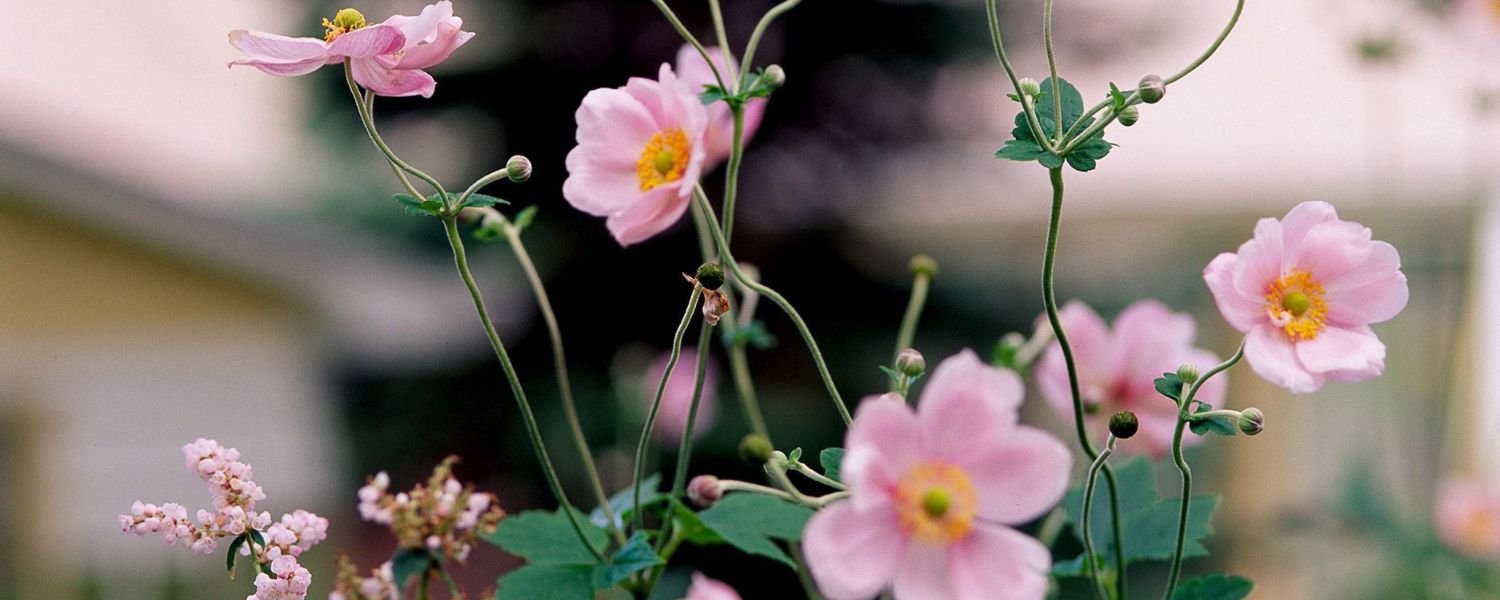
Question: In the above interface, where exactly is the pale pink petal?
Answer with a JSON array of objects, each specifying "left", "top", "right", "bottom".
[
  {"left": 1244, "top": 323, "right": 1323, "bottom": 393},
  {"left": 229, "top": 57, "right": 332, "bottom": 77},
  {"left": 572, "top": 87, "right": 659, "bottom": 166},
  {"left": 350, "top": 58, "right": 436, "bottom": 98},
  {"left": 803, "top": 502, "right": 906, "bottom": 600},
  {"left": 395, "top": 22, "right": 474, "bottom": 70},
  {"left": 605, "top": 186, "right": 692, "bottom": 246},
  {"left": 948, "top": 524, "right": 1052, "bottom": 600},
  {"left": 844, "top": 394, "right": 923, "bottom": 512},
  {"left": 917, "top": 350, "right": 1022, "bottom": 463},
  {"left": 227, "top": 30, "right": 329, "bottom": 63},
  {"left": 1111, "top": 300, "right": 1195, "bottom": 387},
  {"left": 1435, "top": 477, "right": 1500, "bottom": 559},
  {"left": 893, "top": 544, "right": 954, "bottom": 599},
  {"left": 1230, "top": 228, "right": 1283, "bottom": 301},
  {"left": 1036, "top": 301, "right": 1113, "bottom": 419},
  {"left": 674, "top": 44, "right": 769, "bottom": 165},
  {"left": 327, "top": 24, "right": 405, "bottom": 59},
  {"left": 383, "top": 0, "right": 453, "bottom": 45},
  {"left": 686, "top": 573, "right": 742, "bottom": 600},
  {"left": 1204, "top": 252, "right": 1263, "bottom": 332},
  {"left": 1323, "top": 242, "right": 1408, "bottom": 326},
  {"left": 1295, "top": 325, "right": 1385, "bottom": 379},
  {"left": 1128, "top": 401, "right": 1185, "bottom": 457},
  {"left": 644, "top": 350, "right": 718, "bottom": 444},
  {"left": 964, "top": 426, "right": 1072, "bottom": 524},
  {"left": 1276, "top": 201, "right": 1339, "bottom": 250},
  {"left": 1290, "top": 221, "right": 1373, "bottom": 284},
  {"left": 561, "top": 150, "right": 642, "bottom": 217}
]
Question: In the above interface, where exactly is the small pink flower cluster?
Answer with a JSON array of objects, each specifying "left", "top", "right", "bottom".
[
  {"left": 249, "top": 547, "right": 314, "bottom": 600},
  {"left": 265, "top": 509, "right": 331, "bottom": 558},
  {"left": 119, "top": 501, "right": 219, "bottom": 554},
  {"left": 355, "top": 457, "right": 505, "bottom": 563},
  {"left": 331, "top": 556, "right": 398, "bottom": 600}
]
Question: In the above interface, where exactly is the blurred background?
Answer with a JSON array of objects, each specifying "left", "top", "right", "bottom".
[{"left": 1, "top": 0, "right": 1497, "bottom": 597}]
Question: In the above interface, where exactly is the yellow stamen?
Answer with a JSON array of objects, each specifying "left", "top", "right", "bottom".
[
  {"left": 1265, "top": 270, "right": 1327, "bottom": 340},
  {"left": 636, "top": 129, "right": 690, "bottom": 191},
  {"left": 322, "top": 8, "right": 367, "bottom": 42},
  {"left": 896, "top": 462, "right": 977, "bottom": 545}
]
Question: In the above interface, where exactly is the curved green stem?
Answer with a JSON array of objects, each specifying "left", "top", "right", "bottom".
[
  {"left": 891, "top": 268, "right": 932, "bottom": 368},
  {"left": 649, "top": 0, "right": 728, "bottom": 92},
  {"left": 457, "top": 169, "right": 511, "bottom": 207},
  {"left": 691, "top": 198, "right": 771, "bottom": 441},
  {"left": 670, "top": 324, "right": 717, "bottom": 497},
  {"left": 633, "top": 286, "right": 703, "bottom": 531},
  {"left": 707, "top": 0, "right": 738, "bottom": 83},
  {"left": 441, "top": 216, "right": 602, "bottom": 561},
  {"left": 344, "top": 64, "right": 447, "bottom": 201},
  {"left": 1163, "top": 341, "right": 1244, "bottom": 599},
  {"left": 1082, "top": 436, "right": 1118, "bottom": 600},
  {"left": 1043, "top": 167, "right": 1126, "bottom": 598},
  {"left": 721, "top": 105, "right": 746, "bottom": 241},
  {"left": 1042, "top": 0, "right": 1063, "bottom": 144},
  {"left": 693, "top": 187, "right": 851, "bottom": 424},
  {"left": 738, "top": 0, "right": 801, "bottom": 90},
  {"left": 985, "top": 0, "right": 1052, "bottom": 151},
  {"left": 499, "top": 216, "right": 624, "bottom": 546}
]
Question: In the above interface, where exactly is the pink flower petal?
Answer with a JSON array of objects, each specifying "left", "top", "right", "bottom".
[
  {"left": 1323, "top": 241, "right": 1408, "bottom": 326},
  {"left": 893, "top": 543, "right": 954, "bottom": 599},
  {"left": 396, "top": 22, "right": 474, "bottom": 70},
  {"left": 561, "top": 153, "right": 642, "bottom": 218},
  {"left": 1036, "top": 301, "right": 1113, "bottom": 419},
  {"left": 384, "top": 0, "right": 452, "bottom": 45},
  {"left": 605, "top": 186, "right": 692, "bottom": 246},
  {"left": 1277, "top": 200, "right": 1339, "bottom": 251},
  {"left": 228, "top": 30, "right": 329, "bottom": 63},
  {"left": 803, "top": 502, "right": 906, "bottom": 600},
  {"left": 350, "top": 58, "right": 436, "bottom": 98},
  {"left": 917, "top": 350, "right": 1022, "bottom": 463},
  {"left": 1110, "top": 300, "right": 1195, "bottom": 388},
  {"left": 686, "top": 573, "right": 742, "bottom": 600},
  {"left": 1244, "top": 323, "right": 1323, "bottom": 393},
  {"left": 327, "top": 24, "right": 405, "bottom": 59},
  {"left": 964, "top": 426, "right": 1072, "bottom": 525},
  {"left": 1289, "top": 220, "right": 1373, "bottom": 284},
  {"left": 229, "top": 57, "right": 333, "bottom": 77},
  {"left": 1294, "top": 325, "right": 1385, "bottom": 379},
  {"left": 1204, "top": 252, "right": 1263, "bottom": 332},
  {"left": 844, "top": 394, "right": 923, "bottom": 512},
  {"left": 1230, "top": 228, "right": 1283, "bottom": 301},
  {"left": 948, "top": 523, "right": 1052, "bottom": 600}
]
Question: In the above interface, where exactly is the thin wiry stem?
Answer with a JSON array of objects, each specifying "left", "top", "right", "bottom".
[{"left": 632, "top": 286, "right": 703, "bottom": 531}]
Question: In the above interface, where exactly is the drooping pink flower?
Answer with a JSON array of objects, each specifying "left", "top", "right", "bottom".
[
  {"left": 1435, "top": 476, "right": 1500, "bottom": 560},
  {"left": 674, "top": 45, "right": 769, "bottom": 167},
  {"left": 228, "top": 2, "right": 473, "bottom": 98},
  {"left": 802, "top": 350, "right": 1071, "bottom": 600},
  {"left": 686, "top": 572, "right": 743, "bottom": 600},
  {"left": 563, "top": 65, "right": 709, "bottom": 246},
  {"left": 1035, "top": 300, "right": 1225, "bottom": 456},
  {"left": 643, "top": 349, "right": 719, "bottom": 445},
  {"left": 1204, "top": 201, "right": 1408, "bottom": 393}
]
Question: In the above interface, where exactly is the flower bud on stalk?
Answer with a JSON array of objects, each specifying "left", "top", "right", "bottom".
[
  {"left": 695, "top": 263, "right": 726, "bottom": 290},
  {"left": 688, "top": 475, "right": 723, "bottom": 508},
  {"left": 739, "top": 434, "right": 774, "bottom": 465},
  {"left": 1108, "top": 411, "right": 1139, "bottom": 439},
  {"left": 760, "top": 65, "right": 786, "bottom": 91},
  {"left": 895, "top": 348, "right": 926, "bottom": 378},
  {"left": 1238, "top": 407, "right": 1265, "bottom": 436},
  {"left": 909, "top": 254, "right": 939, "bottom": 278},
  {"left": 1018, "top": 77, "right": 1042, "bottom": 99},
  {"left": 1138, "top": 74, "right": 1166, "bottom": 104},
  {"left": 1177, "top": 363, "right": 1200, "bottom": 385},
  {"left": 505, "top": 155, "right": 532, "bottom": 183},
  {"left": 1118, "top": 105, "right": 1141, "bottom": 127}
]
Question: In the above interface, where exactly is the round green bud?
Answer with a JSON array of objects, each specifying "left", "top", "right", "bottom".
[
  {"left": 738, "top": 433, "right": 774, "bottom": 465},
  {"left": 1238, "top": 407, "right": 1265, "bottom": 436},
  {"left": 1108, "top": 411, "right": 1139, "bottom": 439},
  {"left": 695, "top": 262, "right": 726, "bottom": 290},
  {"left": 1138, "top": 74, "right": 1166, "bottom": 104},
  {"left": 896, "top": 348, "right": 926, "bottom": 378},
  {"left": 1177, "top": 363, "right": 1200, "bottom": 385},
  {"left": 908, "top": 254, "right": 939, "bottom": 279},
  {"left": 331, "top": 8, "right": 367, "bottom": 30},
  {"left": 1018, "top": 77, "right": 1042, "bottom": 98},
  {"left": 761, "top": 65, "right": 786, "bottom": 91},
  {"left": 506, "top": 155, "right": 532, "bottom": 183},
  {"left": 688, "top": 475, "right": 723, "bottom": 508},
  {"left": 1118, "top": 105, "right": 1141, "bottom": 127}
]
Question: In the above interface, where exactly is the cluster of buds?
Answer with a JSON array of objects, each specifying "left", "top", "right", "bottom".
[
  {"left": 356, "top": 457, "right": 505, "bottom": 563},
  {"left": 118, "top": 439, "right": 328, "bottom": 600},
  {"left": 330, "top": 555, "right": 398, "bottom": 600}
]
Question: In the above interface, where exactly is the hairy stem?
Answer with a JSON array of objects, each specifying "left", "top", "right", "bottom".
[{"left": 648, "top": 0, "right": 728, "bottom": 91}]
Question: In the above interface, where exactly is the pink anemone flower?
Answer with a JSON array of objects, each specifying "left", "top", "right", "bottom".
[
  {"left": 228, "top": 2, "right": 473, "bottom": 98},
  {"left": 802, "top": 350, "right": 1071, "bottom": 600},
  {"left": 1036, "top": 300, "right": 1224, "bottom": 456},
  {"left": 563, "top": 65, "right": 709, "bottom": 246},
  {"left": 685, "top": 573, "right": 742, "bottom": 600},
  {"left": 674, "top": 45, "right": 769, "bottom": 167},
  {"left": 1204, "top": 201, "right": 1408, "bottom": 393},
  {"left": 1435, "top": 476, "right": 1500, "bottom": 560}
]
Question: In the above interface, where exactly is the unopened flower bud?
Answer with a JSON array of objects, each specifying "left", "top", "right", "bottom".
[
  {"left": 1018, "top": 77, "right": 1042, "bottom": 98},
  {"left": 1176, "top": 363, "right": 1200, "bottom": 385},
  {"left": 695, "top": 263, "right": 725, "bottom": 290},
  {"left": 505, "top": 155, "right": 532, "bottom": 183},
  {"left": 895, "top": 348, "right": 926, "bottom": 378},
  {"left": 1108, "top": 411, "right": 1139, "bottom": 439},
  {"left": 687, "top": 475, "right": 723, "bottom": 508},
  {"left": 1238, "top": 407, "right": 1265, "bottom": 436},
  {"left": 701, "top": 289, "right": 730, "bottom": 326},
  {"left": 1118, "top": 105, "right": 1140, "bottom": 127},
  {"left": 1138, "top": 75, "right": 1166, "bottom": 104},
  {"left": 760, "top": 65, "right": 786, "bottom": 91},
  {"left": 909, "top": 254, "right": 939, "bottom": 279},
  {"left": 739, "top": 434, "right": 773, "bottom": 465}
]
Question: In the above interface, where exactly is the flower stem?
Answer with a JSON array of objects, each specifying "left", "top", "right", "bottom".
[
  {"left": 670, "top": 324, "right": 717, "bottom": 497},
  {"left": 738, "top": 0, "right": 802, "bottom": 90},
  {"left": 891, "top": 264, "right": 932, "bottom": 378},
  {"left": 1082, "top": 436, "right": 1118, "bottom": 600},
  {"left": 984, "top": 0, "right": 1052, "bottom": 151},
  {"left": 1043, "top": 167, "right": 1126, "bottom": 598},
  {"left": 343, "top": 64, "right": 447, "bottom": 200},
  {"left": 693, "top": 187, "right": 851, "bottom": 425},
  {"left": 1163, "top": 341, "right": 1244, "bottom": 599},
  {"left": 633, "top": 285, "right": 703, "bottom": 532},
  {"left": 499, "top": 216, "right": 624, "bottom": 546},
  {"left": 707, "top": 0, "right": 738, "bottom": 83},
  {"left": 1042, "top": 0, "right": 1063, "bottom": 144},
  {"left": 721, "top": 105, "right": 746, "bottom": 241},
  {"left": 440, "top": 216, "right": 602, "bottom": 561},
  {"left": 790, "top": 459, "right": 847, "bottom": 491},
  {"left": 649, "top": 0, "right": 729, "bottom": 92}
]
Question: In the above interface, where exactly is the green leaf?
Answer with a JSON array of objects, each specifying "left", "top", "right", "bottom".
[
  {"left": 1071, "top": 136, "right": 1114, "bottom": 160},
  {"left": 590, "top": 532, "right": 664, "bottom": 589},
  {"left": 700, "top": 85, "right": 730, "bottom": 106},
  {"left": 1154, "top": 372, "right": 1184, "bottom": 403},
  {"left": 726, "top": 320, "right": 778, "bottom": 350},
  {"left": 1062, "top": 457, "right": 1220, "bottom": 567},
  {"left": 787, "top": 447, "right": 803, "bottom": 464},
  {"left": 392, "top": 548, "right": 436, "bottom": 590},
  {"left": 1108, "top": 82, "right": 1128, "bottom": 112},
  {"left": 513, "top": 205, "right": 538, "bottom": 232},
  {"left": 225, "top": 534, "right": 246, "bottom": 575},
  {"left": 1039, "top": 152, "right": 1065, "bottom": 169},
  {"left": 1188, "top": 405, "right": 1239, "bottom": 437},
  {"left": 1172, "top": 572, "right": 1253, "bottom": 599},
  {"left": 1000, "top": 77, "right": 1114, "bottom": 172},
  {"left": 485, "top": 507, "right": 608, "bottom": 566},
  {"left": 462, "top": 193, "right": 507, "bottom": 209},
  {"left": 1066, "top": 153, "right": 1099, "bottom": 173},
  {"left": 392, "top": 192, "right": 443, "bottom": 217},
  {"left": 248, "top": 529, "right": 265, "bottom": 548},
  {"left": 996, "top": 139, "right": 1046, "bottom": 162},
  {"left": 819, "top": 448, "right": 845, "bottom": 483},
  {"left": 877, "top": 365, "right": 904, "bottom": 386},
  {"left": 696, "top": 494, "right": 814, "bottom": 568},
  {"left": 590, "top": 474, "right": 664, "bottom": 530},
  {"left": 1035, "top": 77, "right": 1086, "bottom": 132},
  {"left": 669, "top": 498, "right": 724, "bottom": 545},
  {"left": 1050, "top": 553, "right": 1090, "bottom": 577},
  {"left": 496, "top": 564, "right": 594, "bottom": 600}
]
